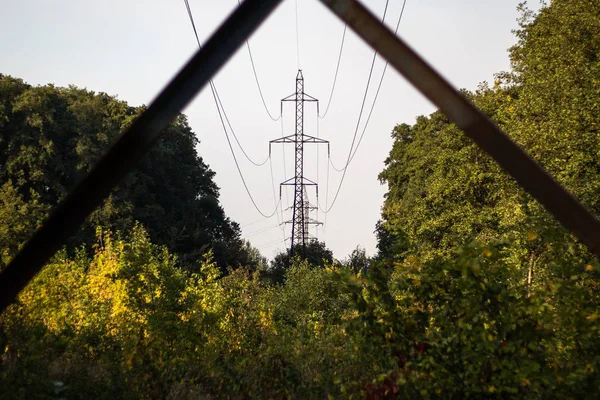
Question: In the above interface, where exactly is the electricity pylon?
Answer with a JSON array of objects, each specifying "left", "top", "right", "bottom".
[{"left": 270, "top": 70, "right": 329, "bottom": 252}]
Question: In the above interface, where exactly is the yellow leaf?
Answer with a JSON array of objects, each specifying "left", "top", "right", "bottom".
[{"left": 585, "top": 265, "right": 594, "bottom": 272}]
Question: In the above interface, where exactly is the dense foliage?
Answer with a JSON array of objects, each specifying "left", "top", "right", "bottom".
[
  {"left": 267, "top": 241, "right": 335, "bottom": 283},
  {"left": 0, "top": 77, "right": 244, "bottom": 270},
  {"left": 1, "top": 226, "right": 598, "bottom": 398},
  {"left": 378, "top": 0, "right": 600, "bottom": 270},
  {"left": 0, "top": 226, "right": 359, "bottom": 398},
  {"left": 1, "top": 0, "right": 600, "bottom": 398}
]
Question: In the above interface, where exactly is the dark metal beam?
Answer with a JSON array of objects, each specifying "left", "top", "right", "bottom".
[
  {"left": 319, "top": 0, "right": 600, "bottom": 258},
  {"left": 0, "top": 0, "right": 283, "bottom": 314}
]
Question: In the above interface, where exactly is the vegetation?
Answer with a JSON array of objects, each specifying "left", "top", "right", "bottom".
[
  {"left": 267, "top": 241, "right": 334, "bottom": 284},
  {"left": 1, "top": 0, "right": 599, "bottom": 398},
  {"left": 0, "top": 77, "right": 246, "bottom": 271}
]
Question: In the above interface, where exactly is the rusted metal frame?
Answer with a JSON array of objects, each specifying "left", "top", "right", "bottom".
[
  {"left": 0, "top": 0, "right": 284, "bottom": 314},
  {"left": 319, "top": 0, "right": 600, "bottom": 258}
]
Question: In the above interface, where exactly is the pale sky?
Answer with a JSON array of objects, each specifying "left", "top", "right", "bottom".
[{"left": 1, "top": 0, "right": 540, "bottom": 261}]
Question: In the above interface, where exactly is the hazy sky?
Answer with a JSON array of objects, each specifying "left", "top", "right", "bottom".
[{"left": 1, "top": 0, "right": 540, "bottom": 260}]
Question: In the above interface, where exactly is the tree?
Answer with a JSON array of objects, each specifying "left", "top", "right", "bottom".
[
  {"left": 0, "top": 76, "right": 244, "bottom": 270},
  {"left": 237, "top": 239, "right": 268, "bottom": 273},
  {"left": 343, "top": 245, "right": 370, "bottom": 274},
  {"left": 377, "top": 0, "right": 600, "bottom": 273},
  {"left": 378, "top": 106, "right": 517, "bottom": 262},
  {"left": 0, "top": 181, "right": 48, "bottom": 266},
  {"left": 267, "top": 241, "right": 334, "bottom": 283}
]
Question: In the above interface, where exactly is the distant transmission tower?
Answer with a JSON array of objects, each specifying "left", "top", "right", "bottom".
[{"left": 270, "top": 70, "right": 329, "bottom": 253}]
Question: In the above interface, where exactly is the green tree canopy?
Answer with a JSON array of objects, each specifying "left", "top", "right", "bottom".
[
  {"left": 377, "top": 0, "right": 600, "bottom": 273},
  {"left": 268, "top": 241, "right": 334, "bottom": 283},
  {"left": 0, "top": 75, "right": 244, "bottom": 270}
]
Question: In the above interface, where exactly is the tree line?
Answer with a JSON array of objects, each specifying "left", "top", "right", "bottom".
[{"left": 0, "top": 76, "right": 258, "bottom": 271}]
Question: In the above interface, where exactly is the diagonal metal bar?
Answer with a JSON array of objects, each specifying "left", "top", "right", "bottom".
[
  {"left": 319, "top": 0, "right": 600, "bottom": 258},
  {"left": 0, "top": 0, "right": 283, "bottom": 314}
]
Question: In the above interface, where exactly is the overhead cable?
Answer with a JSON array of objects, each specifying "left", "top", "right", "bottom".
[
  {"left": 257, "top": 238, "right": 286, "bottom": 250},
  {"left": 244, "top": 223, "right": 281, "bottom": 238},
  {"left": 213, "top": 86, "right": 270, "bottom": 166},
  {"left": 319, "top": 24, "right": 347, "bottom": 119},
  {"left": 184, "top": 0, "right": 278, "bottom": 218},
  {"left": 213, "top": 83, "right": 281, "bottom": 218},
  {"left": 269, "top": 155, "right": 287, "bottom": 244},
  {"left": 237, "top": 0, "right": 282, "bottom": 122},
  {"left": 329, "top": 156, "right": 346, "bottom": 172},
  {"left": 269, "top": 156, "right": 281, "bottom": 227},
  {"left": 316, "top": 110, "right": 321, "bottom": 239},
  {"left": 330, "top": 0, "right": 408, "bottom": 170},
  {"left": 242, "top": 218, "right": 270, "bottom": 229},
  {"left": 184, "top": 0, "right": 269, "bottom": 167},
  {"left": 280, "top": 114, "right": 290, "bottom": 208},
  {"left": 320, "top": 0, "right": 392, "bottom": 213},
  {"left": 323, "top": 128, "right": 331, "bottom": 228},
  {"left": 348, "top": 0, "right": 408, "bottom": 163}
]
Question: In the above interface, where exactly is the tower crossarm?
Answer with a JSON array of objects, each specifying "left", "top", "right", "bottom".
[{"left": 269, "top": 134, "right": 329, "bottom": 156}]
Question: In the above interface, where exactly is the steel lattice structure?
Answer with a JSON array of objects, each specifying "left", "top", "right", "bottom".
[
  {"left": 270, "top": 70, "right": 328, "bottom": 251},
  {"left": 2, "top": 0, "right": 600, "bottom": 314}
]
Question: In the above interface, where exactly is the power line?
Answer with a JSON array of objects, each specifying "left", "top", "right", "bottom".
[
  {"left": 319, "top": 0, "right": 395, "bottom": 214},
  {"left": 269, "top": 155, "right": 287, "bottom": 245},
  {"left": 184, "top": 0, "right": 278, "bottom": 218},
  {"left": 331, "top": 0, "right": 408, "bottom": 170},
  {"left": 280, "top": 113, "right": 290, "bottom": 208},
  {"left": 184, "top": 0, "right": 268, "bottom": 167},
  {"left": 324, "top": 148, "right": 330, "bottom": 226},
  {"left": 329, "top": 156, "right": 346, "bottom": 172},
  {"left": 216, "top": 88, "right": 281, "bottom": 218},
  {"left": 214, "top": 82, "right": 280, "bottom": 218},
  {"left": 241, "top": 218, "right": 270, "bottom": 229},
  {"left": 276, "top": 116, "right": 289, "bottom": 245},
  {"left": 237, "top": 0, "right": 281, "bottom": 122},
  {"left": 213, "top": 85, "right": 269, "bottom": 166},
  {"left": 256, "top": 238, "right": 286, "bottom": 250},
  {"left": 316, "top": 109, "right": 320, "bottom": 240},
  {"left": 319, "top": 25, "right": 347, "bottom": 119},
  {"left": 327, "top": 0, "right": 390, "bottom": 173},
  {"left": 269, "top": 156, "right": 281, "bottom": 227},
  {"left": 348, "top": 0, "right": 408, "bottom": 163},
  {"left": 244, "top": 223, "right": 280, "bottom": 238}
]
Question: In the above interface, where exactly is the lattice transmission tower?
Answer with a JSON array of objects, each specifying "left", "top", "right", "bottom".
[{"left": 270, "top": 70, "right": 329, "bottom": 252}]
